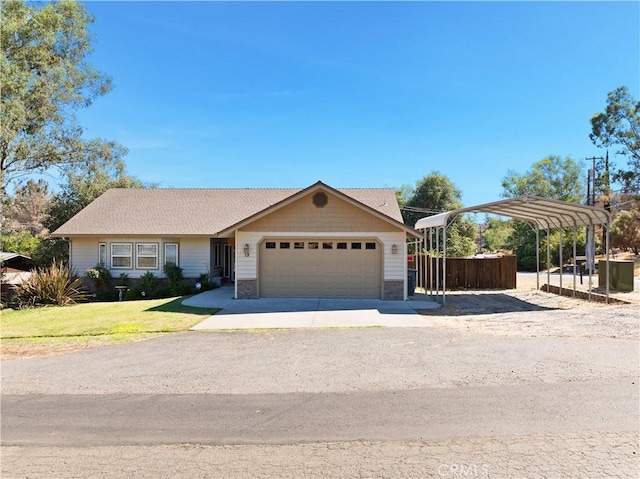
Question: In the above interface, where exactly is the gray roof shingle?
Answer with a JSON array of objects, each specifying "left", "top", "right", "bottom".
[{"left": 52, "top": 184, "right": 405, "bottom": 236}]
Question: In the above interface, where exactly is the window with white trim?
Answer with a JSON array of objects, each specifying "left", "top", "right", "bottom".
[
  {"left": 98, "top": 243, "right": 107, "bottom": 266},
  {"left": 164, "top": 243, "right": 179, "bottom": 266},
  {"left": 111, "top": 243, "right": 132, "bottom": 269},
  {"left": 136, "top": 243, "right": 159, "bottom": 269}
]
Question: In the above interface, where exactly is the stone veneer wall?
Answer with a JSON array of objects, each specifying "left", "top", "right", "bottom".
[
  {"left": 237, "top": 279, "right": 258, "bottom": 299},
  {"left": 383, "top": 280, "right": 404, "bottom": 300}
]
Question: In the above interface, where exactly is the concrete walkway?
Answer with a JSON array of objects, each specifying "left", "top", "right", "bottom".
[{"left": 184, "top": 286, "right": 439, "bottom": 330}]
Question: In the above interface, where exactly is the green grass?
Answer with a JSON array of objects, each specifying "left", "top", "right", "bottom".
[{"left": 1, "top": 297, "right": 219, "bottom": 356}]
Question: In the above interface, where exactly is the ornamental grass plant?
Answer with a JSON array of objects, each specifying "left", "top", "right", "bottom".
[{"left": 14, "top": 261, "right": 90, "bottom": 308}]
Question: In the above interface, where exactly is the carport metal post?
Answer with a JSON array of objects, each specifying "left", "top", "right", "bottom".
[
  {"left": 572, "top": 223, "right": 577, "bottom": 298},
  {"left": 546, "top": 228, "right": 551, "bottom": 293},
  {"left": 429, "top": 228, "right": 433, "bottom": 298},
  {"left": 606, "top": 220, "right": 610, "bottom": 304},
  {"left": 587, "top": 218, "right": 596, "bottom": 301},
  {"left": 536, "top": 228, "right": 540, "bottom": 291},
  {"left": 559, "top": 219, "right": 563, "bottom": 296},
  {"left": 435, "top": 227, "right": 440, "bottom": 302},
  {"left": 442, "top": 223, "right": 447, "bottom": 306}
]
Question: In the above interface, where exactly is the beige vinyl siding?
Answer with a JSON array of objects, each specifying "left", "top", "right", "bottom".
[
  {"left": 236, "top": 231, "right": 263, "bottom": 280},
  {"left": 380, "top": 232, "right": 407, "bottom": 280},
  {"left": 177, "top": 238, "right": 210, "bottom": 278},
  {"left": 70, "top": 238, "right": 103, "bottom": 276},
  {"left": 69, "top": 237, "right": 209, "bottom": 279},
  {"left": 244, "top": 190, "right": 399, "bottom": 233}
]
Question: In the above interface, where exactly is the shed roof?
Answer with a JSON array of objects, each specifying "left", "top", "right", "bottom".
[
  {"left": 415, "top": 195, "right": 610, "bottom": 230},
  {"left": 53, "top": 182, "right": 407, "bottom": 237}
]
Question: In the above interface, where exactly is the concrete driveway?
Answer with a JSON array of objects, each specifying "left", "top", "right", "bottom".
[{"left": 183, "top": 286, "right": 439, "bottom": 330}]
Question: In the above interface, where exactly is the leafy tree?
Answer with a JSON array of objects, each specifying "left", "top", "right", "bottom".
[
  {"left": 501, "top": 156, "right": 584, "bottom": 202},
  {"left": 610, "top": 210, "right": 640, "bottom": 254},
  {"left": 401, "top": 172, "right": 464, "bottom": 226},
  {"left": 500, "top": 156, "right": 587, "bottom": 270},
  {"left": 590, "top": 86, "right": 640, "bottom": 193},
  {"left": 1, "top": 0, "right": 125, "bottom": 192},
  {"left": 1, "top": 179, "right": 51, "bottom": 235},
  {"left": 399, "top": 172, "right": 477, "bottom": 257},
  {"left": 0, "top": 230, "right": 41, "bottom": 257},
  {"left": 482, "top": 217, "right": 513, "bottom": 253}
]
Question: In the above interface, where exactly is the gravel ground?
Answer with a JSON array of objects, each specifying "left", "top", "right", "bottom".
[{"left": 418, "top": 289, "right": 640, "bottom": 340}]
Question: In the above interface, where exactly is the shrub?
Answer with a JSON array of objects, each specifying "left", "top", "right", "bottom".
[
  {"left": 152, "top": 286, "right": 173, "bottom": 299},
  {"left": 117, "top": 272, "right": 129, "bottom": 286},
  {"left": 164, "top": 263, "right": 184, "bottom": 293},
  {"left": 86, "top": 265, "right": 111, "bottom": 291},
  {"left": 175, "top": 282, "right": 197, "bottom": 296},
  {"left": 139, "top": 271, "right": 158, "bottom": 297},
  {"left": 94, "top": 289, "right": 118, "bottom": 302},
  {"left": 124, "top": 285, "right": 144, "bottom": 301},
  {"left": 14, "top": 261, "right": 89, "bottom": 308},
  {"left": 199, "top": 280, "right": 218, "bottom": 292}
]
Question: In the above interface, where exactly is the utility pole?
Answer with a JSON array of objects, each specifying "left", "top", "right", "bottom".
[
  {"left": 584, "top": 156, "right": 604, "bottom": 272},
  {"left": 584, "top": 156, "right": 604, "bottom": 206}
]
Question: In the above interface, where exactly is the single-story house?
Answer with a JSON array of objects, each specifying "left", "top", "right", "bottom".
[{"left": 52, "top": 181, "right": 420, "bottom": 299}]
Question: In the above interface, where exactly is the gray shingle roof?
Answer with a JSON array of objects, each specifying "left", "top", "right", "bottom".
[{"left": 52, "top": 184, "right": 405, "bottom": 236}]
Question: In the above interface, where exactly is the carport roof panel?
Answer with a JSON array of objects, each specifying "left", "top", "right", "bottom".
[{"left": 414, "top": 195, "right": 610, "bottom": 230}]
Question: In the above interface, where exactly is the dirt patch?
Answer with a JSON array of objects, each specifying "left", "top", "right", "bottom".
[
  {"left": 1, "top": 334, "right": 166, "bottom": 360},
  {"left": 418, "top": 289, "right": 640, "bottom": 340}
]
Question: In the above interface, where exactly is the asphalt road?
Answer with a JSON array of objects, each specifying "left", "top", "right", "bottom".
[
  {"left": 2, "top": 379, "right": 637, "bottom": 447},
  {"left": 2, "top": 313, "right": 639, "bottom": 478}
]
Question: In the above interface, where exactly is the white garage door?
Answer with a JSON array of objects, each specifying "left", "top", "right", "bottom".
[{"left": 259, "top": 239, "right": 382, "bottom": 298}]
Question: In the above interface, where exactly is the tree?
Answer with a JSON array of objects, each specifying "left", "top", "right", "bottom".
[
  {"left": 1, "top": 0, "right": 125, "bottom": 192},
  {"left": 1, "top": 179, "right": 51, "bottom": 235},
  {"left": 482, "top": 217, "right": 513, "bottom": 253},
  {"left": 0, "top": 230, "right": 41, "bottom": 257},
  {"left": 501, "top": 156, "right": 584, "bottom": 202},
  {"left": 610, "top": 210, "right": 640, "bottom": 255},
  {"left": 500, "top": 156, "right": 586, "bottom": 271},
  {"left": 401, "top": 172, "right": 464, "bottom": 227},
  {"left": 590, "top": 86, "right": 640, "bottom": 194},
  {"left": 399, "top": 172, "right": 477, "bottom": 258}
]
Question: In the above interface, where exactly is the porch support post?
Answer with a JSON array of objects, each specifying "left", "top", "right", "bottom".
[{"left": 234, "top": 230, "right": 238, "bottom": 300}]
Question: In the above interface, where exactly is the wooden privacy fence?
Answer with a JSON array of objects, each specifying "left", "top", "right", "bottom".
[{"left": 410, "top": 255, "right": 517, "bottom": 290}]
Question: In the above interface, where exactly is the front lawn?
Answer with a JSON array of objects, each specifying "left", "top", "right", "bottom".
[{"left": 1, "top": 297, "right": 219, "bottom": 358}]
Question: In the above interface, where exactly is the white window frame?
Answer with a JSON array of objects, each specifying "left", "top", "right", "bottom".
[
  {"left": 136, "top": 243, "right": 159, "bottom": 270},
  {"left": 111, "top": 243, "right": 133, "bottom": 269},
  {"left": 98, "top": 243, "right": 107, "bottom": 267},
  {"left": 164, "top": 243, "right": 179, "bottom": 266}
]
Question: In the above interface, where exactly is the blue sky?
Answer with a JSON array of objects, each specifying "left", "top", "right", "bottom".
[{"left": 77, "top": 1, "right": 639, "bottom": 206}]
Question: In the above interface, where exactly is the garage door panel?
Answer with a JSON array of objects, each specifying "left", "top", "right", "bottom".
[{"left": 260, "top": 239, "right": 381, "bottom": 298}]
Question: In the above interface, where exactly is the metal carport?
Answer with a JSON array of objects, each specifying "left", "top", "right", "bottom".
[{"left": 414, "top": 195, "right": 611, "bottom": 304}]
